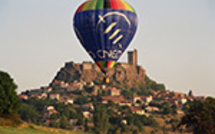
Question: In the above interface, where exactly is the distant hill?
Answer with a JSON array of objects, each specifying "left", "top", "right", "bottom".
[{"left": 50, "top": 61, "right": 165, "bottom": 92}]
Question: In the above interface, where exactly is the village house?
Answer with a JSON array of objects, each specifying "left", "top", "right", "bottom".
[
  {"left": 91, "top": 85, "right": 108, "bottom": 96},
  {"left": 101, "top": 96, "right": 132, "bottom": 106},
  {"left": 132, "top": 95, "right": 153, "bottom": 105},
  {"left": 101, "top": 96, "right": 123, "bottom": 104},
  {"left": 67, "top": 81, "right": 83, "bottom": 92},
  {"left": 165, "top": 97, "right": 179, "bottom": 106},
  {"left": 82, "top": 103, "right": 94, "bottom": 111},
  {"left": 49, "top": 93, "right": 60, "bottom": 100},
  {"left": 121, "top": 119, "right": 127, "bottom": 125},
  {"left": 53, "top": 80, "right": 69, "bottom": 88},
  {"left": 164, "top": 96, "right": 188, "bottom": 106},
  {"left": 91, "top": 85, "right": 100, "bottom": 96},
  {"left": 83, "top": 111, "right": 93, "bottom": 119},
  {"left": 109, "top": 87, "right": 121, "bottom": 96},
  {"left": 103, "top": 87, "right": 121, "bottom": 96},
  {"left": 41, "top": 86, "right": 52, "bottom": 93},
  {"left": 145, "top": 106, "right": 160, "bottom": 112},
  {"left": 101, "top": 85, "right": 106, "bottom": 89},
  {"left": 176, "top": 109, "right": 185, "bottom": 115},
  {"left": 142, "top": 95, "right": 153, "bottom": 104},
  {"left": 49, "top": 110, "right": 58, "bottom": 115},
  {"left": 65, "top": 98, "right": 74, "bottom": 105},
  {"left": 43, "top": 106, "right": 58, "bottom": 119},
  {"left": 132, "top": 96, "right": 142, "bottom": 103},
  {"left": 18, "top": 94, "right": 28, "bottom": 100},
  {"left": 46, "top": 106, "right": 55, "bottom": 111},
  {"left": 119, "top": 99, "right": 132, "bottom": 107},
  {"left": 88, "top": 82, "right": 94, "bottom": 87},
  {"left": 130, "top": 106, "right": 145, "bottom": 115},
  {"left": 33, "top": 93, "right": 47, "bottom": 99},
  {"left": 178, "top": 98, "right": 187, "bottom": 104}
]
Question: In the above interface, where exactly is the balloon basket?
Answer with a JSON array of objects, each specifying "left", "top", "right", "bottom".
[{"left": 103, "top": 77, "right": 110, "bottom": 83}]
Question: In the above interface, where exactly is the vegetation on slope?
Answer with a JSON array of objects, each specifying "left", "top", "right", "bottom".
[{"left": 179, "top": 97, "right": 215, "bottom": 134}]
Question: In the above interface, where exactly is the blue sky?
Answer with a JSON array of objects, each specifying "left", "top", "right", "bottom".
[{"left": 0, "top": 0, "right": 214, "bottom": 97}]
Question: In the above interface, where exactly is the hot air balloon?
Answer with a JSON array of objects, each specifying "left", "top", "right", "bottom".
[{"left": 73, "top": 0, "right": 137, "bottom": 82}]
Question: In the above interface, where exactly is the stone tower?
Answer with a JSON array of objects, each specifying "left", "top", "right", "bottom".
[
  {"left": 188, "top": 90, "right": 194, "bottom": 97},
  {"left": 128, "top": 49, "right": 137, "bottom": 66}
]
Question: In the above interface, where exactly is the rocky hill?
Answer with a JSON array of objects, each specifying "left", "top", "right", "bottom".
[
  {"left": 50, "top": 61, "right": 165, "bottom": 91},
  {"left": 19, "top": 61, "right": 205, "bottom": 134}
]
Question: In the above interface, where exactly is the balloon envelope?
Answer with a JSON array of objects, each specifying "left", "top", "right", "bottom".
[{"left": 73, "top": 0, "right": 137, "bottom": 70}]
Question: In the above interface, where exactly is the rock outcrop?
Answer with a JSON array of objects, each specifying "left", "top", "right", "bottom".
[{"left": 50, "top": 61, "right": 147, "bottom": 89}]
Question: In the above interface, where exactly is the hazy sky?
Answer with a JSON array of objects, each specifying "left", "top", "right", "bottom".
[{"left": 0, "top": 0, "right": 214, "bottom": 97}]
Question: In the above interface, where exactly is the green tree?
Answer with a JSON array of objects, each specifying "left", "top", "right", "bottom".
[
  {"left": 49, "top": 120, "right": 60, "bottom": 128},
  {"left": 0, "top": 71, "right": 20, "bottom": 117},
  {"left": 125, "top": 115, "right": 134, "bottom": 125},
  {"left": 121, "top": 90, "right": 133, "bottom": 99},
  {"left": 60, "top": 116, "right": 68, "bottom": 129},
  {"left": 50, "top": 113, "right": 60, "bottom": 120},
  {"left": 93, "top": 104, "right": 110, "bottom": 134},
  {"left": 84, "top": 119, "right": 89, "bottom": 132},
  {"left": 75, "top": 96, "right": 89, "bottom": 105},
  {"left": 161, "top": 102, "right": 172, "bottom": 115},
  {"left": 26, "top": 98, "right": 47, "bottom": 112},
  {"left": 76, "top": 108, "right": 84, "bottom": 126},
  {"left": 68, "top": 108, "right": 77, "bottom": 119},
  {"left": 134, "top": 120, "right": 143, "bottom": 131},
  {"left": 121, "top": 124, "right": 130, "bottom": 132},
  {"left": 178, "top": 97, "right": 215, "bottom": 134},
  {"left": 162, "top": 106, "right": 172, "bottom": 115},
  {"left": 18, "top": 103, "right": 39, "bottom": 123}
]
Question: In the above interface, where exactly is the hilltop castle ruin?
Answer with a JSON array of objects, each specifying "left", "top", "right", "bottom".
[{"left": 128, "top": 49, "right": 138, "bottom": 66}]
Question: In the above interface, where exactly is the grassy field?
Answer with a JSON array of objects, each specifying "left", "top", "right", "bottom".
[
  {"left": 0, "top": 127, "right": 52, "bottom": 134},
  {"left": 0, "top": 116, "right": 191, "bottom": 134},
  {"left": 0, "top": 123, "right": 89, "bottom": 134}
]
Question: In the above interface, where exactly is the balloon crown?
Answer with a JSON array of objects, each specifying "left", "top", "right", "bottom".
[{"left": 75, "top": 0, "right": 136, "bottom": 13}]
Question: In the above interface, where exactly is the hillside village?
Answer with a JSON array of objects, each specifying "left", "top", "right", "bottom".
[
  {"left": 18, "top": 50, "right": 206, "bottom": 133},
  {"left": 19, "top": 80, "right": 205, "bottom": 118},
  {"left": 19, "top": 79, "right": 205, "bottom": 133}
]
